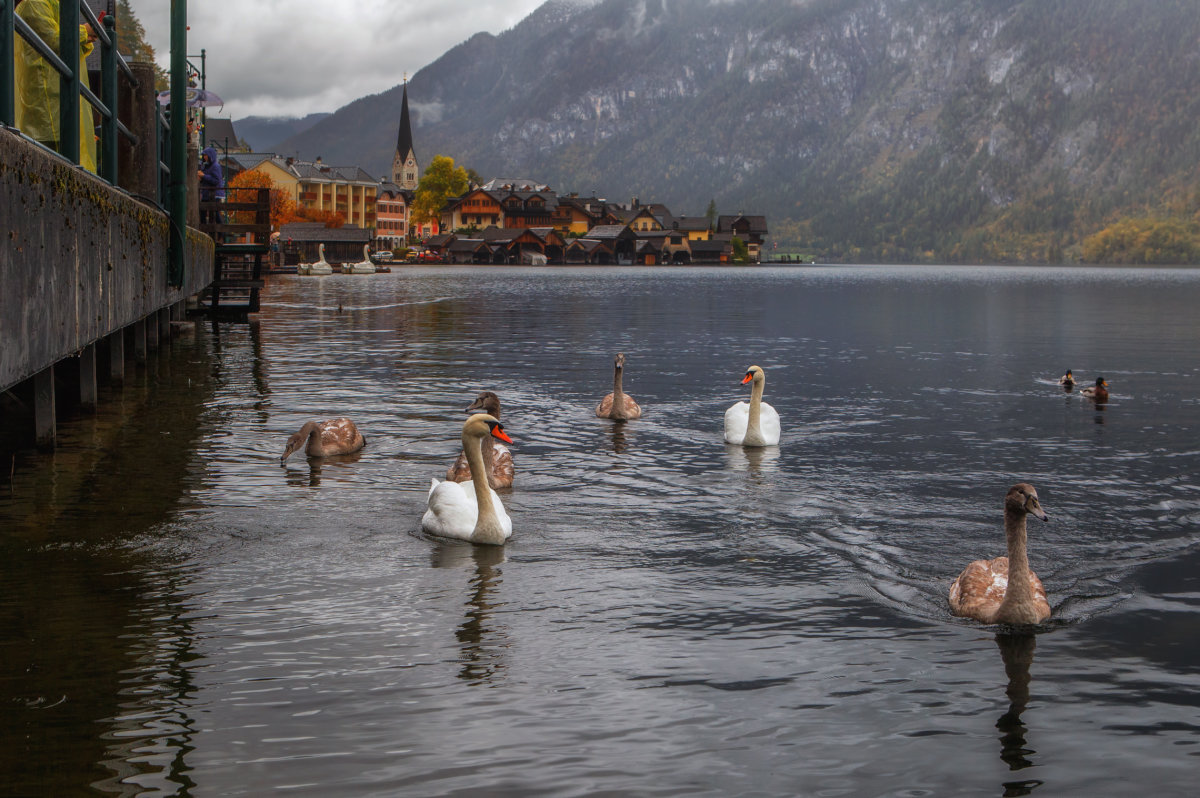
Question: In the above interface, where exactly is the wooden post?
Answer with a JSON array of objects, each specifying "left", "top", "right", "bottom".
[
  {"left": 34, "top": 366, "right": 55, "bottom": 448},
  {"left": 79, "top": 344, "right": 98, "bottom": 412},
  {"left": 109, "top": 328, "right": 125, "bottom": 384},
  {"left": 147, "top": 312, "right": 161, "bottom": 351},
  {"left": 134, "top": 318, "right": 147, "bottom": 363},
  {"left": 159, "top": 308, "right": 171, "bottom": 343}
]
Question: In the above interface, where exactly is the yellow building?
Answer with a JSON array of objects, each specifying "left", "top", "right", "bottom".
[{"left": 231, "top": 154, "right": 378, "bottom": 231}]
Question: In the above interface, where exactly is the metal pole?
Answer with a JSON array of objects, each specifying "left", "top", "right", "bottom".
[
  {"left": 59, "top": 0, "right": 81, "bottom": 164},
  {"left": 100, "top": 12, "right": 117, "bottom": 182},
  {"left": 168, "top": 0, "right": 187, "bottom": 287},
  {"left": 1, "top": 0, "right": 14, "bottom": 126},
  {"left": 200, "top": 48, "right": 206, "bottom": 148}
]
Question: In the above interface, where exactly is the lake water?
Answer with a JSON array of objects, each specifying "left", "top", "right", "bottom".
[{"left": 3, "top": 265, "right": 1199, "bottom": 797}]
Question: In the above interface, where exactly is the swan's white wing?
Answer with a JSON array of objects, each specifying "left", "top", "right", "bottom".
[
  {"left": 758, "top": 401, "right": 781, "bottom": 446},
  {"left": 724, "top": 401, "right": 749, "bottom": 444},
  {"left": 421, "top": 478, "right": 481, "bottom": 541}
]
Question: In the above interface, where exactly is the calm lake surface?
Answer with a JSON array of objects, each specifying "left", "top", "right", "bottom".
[{"left": 3, "top": 265, "right": 1199, "bottom": 797}]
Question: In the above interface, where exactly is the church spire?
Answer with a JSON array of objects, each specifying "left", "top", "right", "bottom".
[{"left": 391, "top": 82, "right": 419, "bottom": 189}]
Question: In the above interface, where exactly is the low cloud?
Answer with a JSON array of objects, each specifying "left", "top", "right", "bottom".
[{"left": 128, "top": 0, "right": 544, "bottom": 119}]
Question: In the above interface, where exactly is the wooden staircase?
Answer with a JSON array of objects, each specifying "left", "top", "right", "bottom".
[{"left": 198, "top": 188, "right": 271, "bottom": 320}]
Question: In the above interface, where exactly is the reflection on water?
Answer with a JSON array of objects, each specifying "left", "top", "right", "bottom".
[
  {"left": 995, "top": 633, "right": 1042, "bottom": 796},
  {"left": 284, "top": 448, "right": 366, "bottom": 487},
  {"left": 431, "top": 542, "right": 508, "bottom": 684},
  {"left": 4, "top": 266, "right": 1200, "bottom": 796}
]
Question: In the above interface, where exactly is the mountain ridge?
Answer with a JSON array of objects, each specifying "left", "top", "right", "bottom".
[{"left": 277, "top": 0, "right": 1200, "bottom": 261}]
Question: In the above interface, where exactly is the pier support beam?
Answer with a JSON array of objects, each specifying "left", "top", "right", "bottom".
[
  {"left": 34, "top": 366, "right": 55, "bottom": 448},
  {"left": 79, "top": 344, "right": 98, "bottom": 412},
  {"left": 109, "top": 328, "right": 125, "bottom": 384},
  {"left": 147, "top": 313, "right": 160, "bottom": 351},
  {"left": 159, "top": 308, "right": 171, "bottom": 344},
  {"left": 134, "top": 319, "right": 147, "bottom": 364}
]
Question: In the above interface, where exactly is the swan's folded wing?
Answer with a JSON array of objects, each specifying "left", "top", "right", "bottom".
[
  {"left": 724, "top": 401, "right": 749, "bottom": 444},
  {"left": 421, "top": 479, "right": 480, "bottom": 538},
  {"left": 759, "top": 402, "right": 782, "bottom": 446}
]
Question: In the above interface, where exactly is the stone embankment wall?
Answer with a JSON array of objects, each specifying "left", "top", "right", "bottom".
[{"left": 0, "top": 132, "right": 213, "bottom": 393}]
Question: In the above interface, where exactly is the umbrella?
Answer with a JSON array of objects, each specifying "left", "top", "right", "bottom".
[{"left": 156, "top": 88, "right": 225, "bottom": 109}]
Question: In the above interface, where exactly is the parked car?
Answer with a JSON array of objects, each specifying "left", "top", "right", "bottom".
[{"left": 371, "top": 250, "right": 394, "bottom": 262}]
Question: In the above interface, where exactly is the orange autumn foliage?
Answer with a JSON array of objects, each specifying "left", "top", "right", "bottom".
[{"left": 226, "top": 169, "right": 298, "bottom": 229}]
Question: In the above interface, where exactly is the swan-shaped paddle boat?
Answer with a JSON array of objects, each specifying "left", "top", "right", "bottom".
[
  {"left": 301, "top": 243, "right": 332, "bottom": 276},
  {"left": 346, "top": 243, "right": 376, "bottom": 274}
]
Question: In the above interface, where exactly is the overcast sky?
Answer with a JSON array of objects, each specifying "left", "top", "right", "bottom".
[{"left": 127, "top": 0, "right": 547, "bottom": 119}]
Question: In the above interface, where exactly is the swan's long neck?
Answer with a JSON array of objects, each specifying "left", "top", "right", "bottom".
[
  {"left": 744, "top": 375, "right": 766, "bottom": 446},
  {"left": 612, "top": 364, "right": 626, "bottom": 415},
  {"left": 998, "top": 510, "right": 1035, "bottom": 616},
  {"left": 465, "top": 430, "right": 504, "bottom": 544}
]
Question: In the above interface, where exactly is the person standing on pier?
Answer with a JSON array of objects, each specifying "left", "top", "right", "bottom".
[
  {"left": 198, "top": 146, "right": 225, "bottom": 224},
  {"left": 14, "top": 0, "right": 99, "bottom": 172}
]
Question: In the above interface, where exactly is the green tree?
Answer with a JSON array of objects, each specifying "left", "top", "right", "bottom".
[
  {"left": 705, "top": 198, "right": 717, "bottom": 230},
  {"left": 116, "top": 1, "right": 168, "bottom": 88},
  {"left": 411, "top": 155, "right": 469, "bottom": 229},
  {"left": 731, "top": 235, "right": 749, "bottom": 262}
]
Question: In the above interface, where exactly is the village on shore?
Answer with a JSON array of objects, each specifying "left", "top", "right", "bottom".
[{"left": 210, "top": 85, "right": 771, "bottom": 270}]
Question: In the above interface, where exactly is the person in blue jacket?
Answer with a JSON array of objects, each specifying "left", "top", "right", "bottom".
[{"left": 198, "top": 146, "right": 225, "bottom": 224}]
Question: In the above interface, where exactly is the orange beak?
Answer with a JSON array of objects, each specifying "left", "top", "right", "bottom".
[
  {"left": 741, "top": 373, "right": 753, "bottom": 384},
  {"left": 491, "top": 427, "right": 513, "bottom": 444}
]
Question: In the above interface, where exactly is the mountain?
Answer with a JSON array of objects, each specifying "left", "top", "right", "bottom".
[
  {"left": 277, "top": 0, "right": 1200, "bottom": 262},
  {"left": 237, "top": 113, "right": 331, "bottom": 152}
]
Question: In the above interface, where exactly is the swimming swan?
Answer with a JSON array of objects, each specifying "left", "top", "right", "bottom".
[
  {"left": 422, "top": 414, "right": 514, "bottom": 545},
  {"left": 596, "top": 352, "right": 642, "bottom": 420},
  {"left": 724, "top": 365, "right": 780, "bottom": 446},
  {"left": 949, "top": 483, "right": 1051, "bottom": 625},
  {"left": 447, "top": 391, "right": 514, "bottom": 489},
  {"left": 280, "top": 417, "right": 365, "bottom": 463}
]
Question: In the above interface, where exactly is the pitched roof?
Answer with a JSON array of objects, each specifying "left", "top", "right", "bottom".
[
  {"left": 277, "top": 223, "right": 371, "bottom": 242},
  {"left": 717, "top": 214, "right": 769, "bottom": 234},
  {"left": 586, "top": 224, "right": 631, "bottom": 240},
  {"left": 203, "top": 118, "right": 239, "bottom": 149},
  {"left": 672, "top": 216, "right": 712, "bottom": 232}
]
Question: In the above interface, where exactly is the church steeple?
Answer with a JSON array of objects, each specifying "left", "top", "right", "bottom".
[{"left": 391, "top": 80, "right": 419, "bottom": 190}]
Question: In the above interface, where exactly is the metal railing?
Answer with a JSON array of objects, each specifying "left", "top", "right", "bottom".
[{"left": 1, "top": 0, "right": 141, "bottom": 186}]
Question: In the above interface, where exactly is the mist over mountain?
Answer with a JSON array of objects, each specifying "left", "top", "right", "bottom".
[
  {"left": 277, "top": 0, "right": 1200, "bottom": 261},
  {"left": 237, "top": 113, "right": 331, "bottom": 152}
]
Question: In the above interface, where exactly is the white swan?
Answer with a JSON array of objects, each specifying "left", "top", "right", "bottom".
[
  {"left": 307, "top": 243, "right": 332, "bottom": 276},
  {"left": 422, "top": 414, "right": 513, "bottom": 545},
  {"left": 724, "top": 365, "right": 780, "bottom": 446},
  {"left": 949, "top": 483, "right": 1051, "bottom": 625},
  {"left": 347, "top": 243, "right": 376, "bottom": 274},
  {"left": 596, "top": 352, "right": 642, "bottom": 420}
]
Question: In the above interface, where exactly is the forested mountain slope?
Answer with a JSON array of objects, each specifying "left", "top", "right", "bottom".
[{"left": 279, "top": 0, "right": 1200, "bottom": 262}]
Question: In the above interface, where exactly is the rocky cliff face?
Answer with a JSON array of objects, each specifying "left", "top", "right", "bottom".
[{"left": 279, "top": 0, "right": 1200, "bottom": 261}]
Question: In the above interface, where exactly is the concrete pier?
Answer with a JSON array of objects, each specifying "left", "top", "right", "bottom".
[{"left": 1, "top": 131, "right": 214, "bottom": 449}]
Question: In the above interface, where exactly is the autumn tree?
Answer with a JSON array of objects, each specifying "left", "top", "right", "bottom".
[
  {"left": 294, "top": 207, "right": 344, "bottom": 228},
  {"left": 226, "top": 169, "right": 297, "bottom": 229},
  {"left": 411, "top": 155, "right": 469, "bottom": 230}
]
